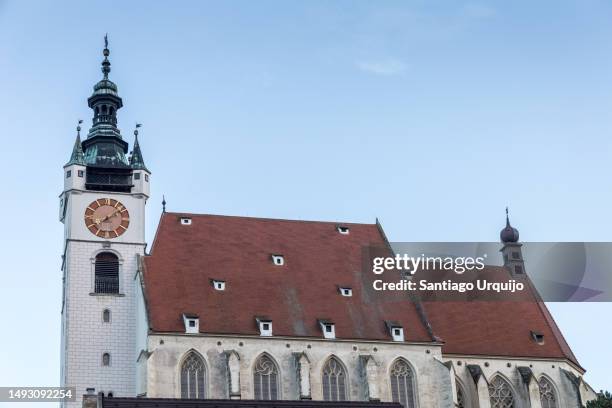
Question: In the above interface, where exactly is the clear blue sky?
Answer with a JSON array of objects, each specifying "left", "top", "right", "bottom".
[{"left": 1, "top": 1, "right": 611, "bottom": 405}]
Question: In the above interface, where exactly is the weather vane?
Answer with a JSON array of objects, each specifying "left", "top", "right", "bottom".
[
  {"left": 77, "top": 119, "right": 83, "bottom": 136},
  {"left": 134, "top": 123, "right": 142, "bottom": 136}
]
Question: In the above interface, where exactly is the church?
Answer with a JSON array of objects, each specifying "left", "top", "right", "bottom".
[{"left": 60, "top": 40, "right": 597, "bottom": 408}]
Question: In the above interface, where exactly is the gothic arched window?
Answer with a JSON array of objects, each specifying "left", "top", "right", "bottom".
[
  {"left": 456, "top": 380, "right": 465, "bottom": 408},
  {"left": 539, "top": 377, "right": 558, "bottom": 408},
  {"left": 390, "top": 359, "right": 416, "bottom": 408},
  {"left": 94, "top": 253, "right": 119, "bottom": 294},
  {"left": 322, "top": 357, "right": 347, "bottom": 401},
  {"left": 180, "top": 351, "right": 206, "bottom": 399},
  {"left": 488, "top": 375, "right": 515, "bottom": 408},
  {"left": 102, "top": 309, "right": 111, "bottom": 323},
  {"left": 253, "top": 354, "right": 279, "bottom": 400},
  {"left": 102, "top": 353, "right": 110, "bottom": 366}
]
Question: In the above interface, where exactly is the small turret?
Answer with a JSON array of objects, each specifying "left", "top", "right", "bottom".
[
  {"left": 66, "top": 120, "right": 86, "bottom": 166},
  {"left": 130, "top": 124, "right": 149, "bottom": 172},
  {"left": 499, "top": 208, "right": 525, "bottom": 275},
  {"left": 130, "top": 124, "right": 151, "bottom": 198},
  {"left": 63, "top": 120, "right": 87, "bottom": 193}
]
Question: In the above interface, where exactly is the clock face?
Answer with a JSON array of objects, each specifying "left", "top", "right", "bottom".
[{"left": 84, "top": 198, "right": 130, "bottom": 238}]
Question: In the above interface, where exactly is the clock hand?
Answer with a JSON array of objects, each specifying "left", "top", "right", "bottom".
[{"left": 101, "top": 208, "right": 121, "bottom": 223}]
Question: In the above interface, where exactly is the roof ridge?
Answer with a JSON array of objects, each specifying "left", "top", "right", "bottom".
[{"left": 162, "top": 211, "right": 377, "bottom": 226}]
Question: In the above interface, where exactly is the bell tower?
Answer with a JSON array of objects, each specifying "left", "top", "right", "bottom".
[{"left": 59, "top": 36, "right": 150, "bottom": 407}]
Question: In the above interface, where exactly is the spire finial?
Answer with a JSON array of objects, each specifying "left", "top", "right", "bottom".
[
  {"left": 162, "top": 195, "right": 167, "bottom": 213},
  {"left": 77, "top": 119, "right": 83, "bottom": 137},
  {"left": 506, "top": 206, "right": 510, "bottom": 227},
  {"left": 134, "top": 123, "right": 142, "bottom": 137},
  {"left": 101, "top": 34, "right": 111, "bottom": 79}
]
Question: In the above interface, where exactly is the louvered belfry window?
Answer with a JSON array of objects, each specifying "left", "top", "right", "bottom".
[
  {"left": 180, "top": 352, "right": 206, "bottom": 399},
  {"left": 390, "top": 359, "right": 416, "bottom": 408},
  {"left": 539, "top": 377, "right": 558, "bottom": 408},
  {"left": 94, "top": 253, "right": 119, "bottom": 294},
  {"left": 322, "top": 357, "right": 347, "bottom": 401},
  {"left": 488, "top": 375, "right": 515, "bottom": 408},
  {"left": 253, "top": 354, "right": 279, "bottom": 400}
]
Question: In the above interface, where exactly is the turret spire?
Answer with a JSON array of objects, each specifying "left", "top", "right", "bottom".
[
  {"left": 66, "top": 120, "right": 86, "bottom": 166},
  {"left": 130, "top": 123, "right": 148, "bottom": 171},
  {"left": 499, "top": 207, "right": 525, "bottom": 275}
]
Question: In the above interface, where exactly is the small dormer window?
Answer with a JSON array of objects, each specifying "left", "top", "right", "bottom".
[
  {"left": 337, "top": 226, "right": 350, "bottom": 235},
  {"left": 182, "top": 314, "right": 199, "bottom": 334},
  {"left": 271, "top": 254, "right": 285, "bottom": 266},
  {"left": 212, "top": 279, "right": 226, "bottom": 291},
  {"left": 180, "top": 217, "right": 192, "bottom": 225},
  {"left": 531, "top": 330, "right": 545, "bottom": 345},
  {"left": 257, "top": 318, "right": 273, "bottom": 336},
  {"left": 318, "top": 320, "right": 335, "bottom": 339},
  {"left": 392, "top": 327, "right": 404, "bottom": 342},
  {"left": 339, "top": 287, "right": 352, "bottom": 297},
  {"left": 386, "top": 321, "right": 404, "bottom": 342}
]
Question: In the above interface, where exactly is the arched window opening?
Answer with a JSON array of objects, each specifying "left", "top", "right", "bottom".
[
  {"left": 539, "top": 377, "right": 558, "bottom": 408},
  {"left": 488, "top": 375, "right": 515, "bottom": 408},
  {"left": 102, "top": 309, "right": 111, "bottom": 323},
  {"left": 390, "top": 359, "right": 416, "bottom": 408},
  {"left": 456, "top": 380, "right": 465, "bottom": 408},
  {"left": 253, "top": 354, "right": 279, "bottom": 400},
  {"left": 180, "top": 351, "right": 206, "bottom": 399},
  {"left": 94, "top": 253, "right": 119, "bottom": 294},
  {"left": 102, "top": 105, "right": 108, "bottom": 115},
  {"left": 109, "top": 106, "right": 114, "bottom": 116},
  {"left": 322, "top": 357, "right": 347, "bottom": 401},
  {"left": 102, "top": 353, "right": 110, "bottom": 366}
]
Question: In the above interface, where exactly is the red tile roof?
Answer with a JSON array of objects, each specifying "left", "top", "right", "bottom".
[
  {"left": 143, "top": 213, "right": 433, "bottom": 343},
  {"left": 142, "top": 212, "right": 581, "bottom": 369},
  {"left": 416, "top": 266, "right": 581, "bottom": 369}
]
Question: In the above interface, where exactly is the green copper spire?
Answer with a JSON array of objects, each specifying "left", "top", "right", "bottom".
[
  {"left": 82, "top": 35, "right": 129, "bottom": 169},
  {"left": 130, "top": 124, "right": 149, "bottom": 172},
  {"left": 66, "top": 120, "right": 86, "bottom": 166}
]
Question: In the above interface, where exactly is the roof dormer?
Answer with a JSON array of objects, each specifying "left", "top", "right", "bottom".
[
  {"left": 531, "top": 330, "right": 545, "bottom": 345},
  {"left": 386, "top": 321, "right": 404, "bottom": 342},
  {"left": 271, "top": 254, "right": 285, "bottom": 266},
  {"left": 182, "top": 313, "right": 199, "bottom": 334},
  {"left": 336, "top": 225, "right": 350, "bottom": 235},
  {"left": 211, "top": 279, "right": 226, "bottom": 291},
  {"left": 256, "top": 317, "right": 273, "bottom": 337},
  {"left": 318, "top": 319, "right": 335, "bottom": 339},
  {"left": 338, "top": 286, "right": 352, "bottom": 297}
]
